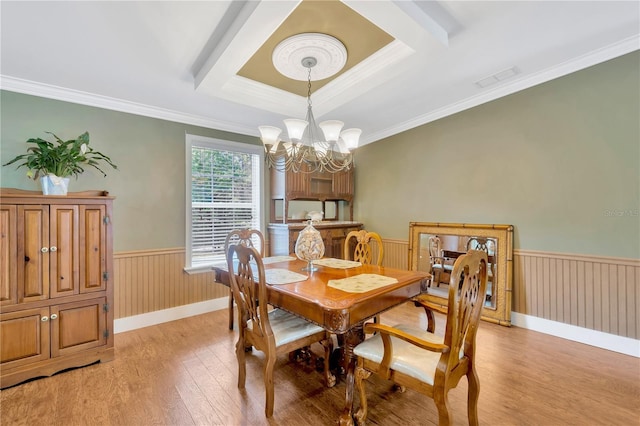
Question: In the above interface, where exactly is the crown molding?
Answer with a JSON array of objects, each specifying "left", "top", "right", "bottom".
[
  {"left": 0, "top": 75, "right": 258, "bottom": 137},
  {"left": 361, "top": 36, "right": 640, "bottom": 146},
  {"left": 2, "top": 36, "right": 638, "bottom": 146}
]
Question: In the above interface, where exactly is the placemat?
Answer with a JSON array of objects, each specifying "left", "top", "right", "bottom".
[
  {"left": 328, "top": 274, "right": 399, "bottom": 293},
  {"left": 265, "top": 269, "right": 308, "bottom": 285},
  {"left": 212, "top": 255, "right": 296, "bottom": 271},
  {"left": 313, "top": 258, "right": 362, "bottom": 269},
  {"left": 263, "top": 255, "right": 296, "bottom": 264}
]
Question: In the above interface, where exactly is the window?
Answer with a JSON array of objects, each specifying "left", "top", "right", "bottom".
[{"left": 185, "top": 134, "right": 263, "bottom": 272}]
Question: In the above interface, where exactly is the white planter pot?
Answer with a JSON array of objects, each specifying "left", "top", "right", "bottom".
[{"left": 40, "top": 174, "right": 70, "bottom": 195}]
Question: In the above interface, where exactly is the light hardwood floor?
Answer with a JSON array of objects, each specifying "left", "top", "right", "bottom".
[{"left": 2, "top": 302, "right": 639, "bottom": 425}]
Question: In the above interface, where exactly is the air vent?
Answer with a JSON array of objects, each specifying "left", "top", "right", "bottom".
[{"left": 474, "top": 67, "right": 519, "bottom": 88}]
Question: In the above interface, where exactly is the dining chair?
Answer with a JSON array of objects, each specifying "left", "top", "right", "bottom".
[
  {"left": 353, "top": 250, "right": 488, "bottom": 426},
  {"left": 428, "top": 236, "right": 446, "bottom": 287},
  {"left": 466, "top": 237, "right": 497, "bottom": 304},
  {"left": 226, "top": 244, "right": 335, "bottom": 417},
  {"left": 224, "top": 228, "right": 265, "bottom": 330},
  {"left": 343, "top": 229, "right": 384, "bottom": 266},
  {"left": 344, "top": 229, "right": 384, "bottom": 324}
]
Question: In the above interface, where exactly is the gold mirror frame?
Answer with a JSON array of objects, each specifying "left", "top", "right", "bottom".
[{"left": 408, "top": 222, "right": 514, "bottom": 326}]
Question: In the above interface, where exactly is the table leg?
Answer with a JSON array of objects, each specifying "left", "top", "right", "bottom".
[{"left": 338, "top": 324, "right": 364, "bottom": 426}]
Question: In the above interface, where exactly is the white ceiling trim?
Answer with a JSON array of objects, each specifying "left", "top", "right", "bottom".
[
  {"left": 2, "top": 37, "right": 637, "bottom": 146},
  {"left": 205, "top": 40, "right": 414, "bottom": 119},
  {"left": 194, "top": 1, "right": 298, "bottom": 96},
  {"left": 391, "top": 0, "right": 450, "bottom": 46},
  {"left": 196, "top": 0, "right": 435, "bottom": 117},
  {"left": 193, "top": 0, "right": 262, "bottom": 89},
  {"left": 361, "top": 36, "right": 640, "bottom": 146},
  {"left": 311, "top": 40, "right": 415, "bottom": 117},
  {"left": 221, "top": 75, "right": 305, "bottom": 117},
  {"left": 344, "top": 0, "right": 441, "bottom": 51},
  {"left": 0, "top": 75, "right": 258, "bottom": 137}
]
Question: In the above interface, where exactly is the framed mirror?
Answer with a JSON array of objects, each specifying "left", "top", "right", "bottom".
[{"left": 408, "top": 222, "right": 514, "bottom": 326}]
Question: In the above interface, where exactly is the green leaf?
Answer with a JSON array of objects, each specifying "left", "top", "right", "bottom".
[{"left": 2, "top": 131, "right": 118, "bottom": 179}]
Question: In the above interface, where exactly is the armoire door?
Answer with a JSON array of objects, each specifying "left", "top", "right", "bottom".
[
  {"left": 0, "top": 307, "right": 51, "bottom": 369},
  {"left": 50, "top": 298, "right": 107, "bottom": 358},
  {"left": 49, "top": 205, "right": 80, "bottom": 298},
  {"left": 17, "top": 205, "right": 49, "bottom": 303},
  {"left": 0, "top": 204, "right": 17, "bottom": 306}
]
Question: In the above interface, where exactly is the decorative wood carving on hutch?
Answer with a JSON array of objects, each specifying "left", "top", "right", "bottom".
[
  {"left": 0, "top": 188, "right": 114, "bottom": 388},
  {"left": 269, "top": 165, "right": 361, "bottom": 258}
]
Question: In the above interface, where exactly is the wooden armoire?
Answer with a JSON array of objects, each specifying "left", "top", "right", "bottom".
[{"left": 0, "top": 188, "right": 114, "bottom": 388}]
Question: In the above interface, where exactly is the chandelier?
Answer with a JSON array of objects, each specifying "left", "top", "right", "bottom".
[{"left": 258, "top": 33, "right": 361, "bottom": 173}]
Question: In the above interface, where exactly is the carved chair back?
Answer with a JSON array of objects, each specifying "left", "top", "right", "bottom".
[
  {"left": 466, "top": 236, "right": 497, "bottom": 292},
  {"left": 224, "top": 229, "right": 265, "bottom": 330},
  {"left": 427, "top": 235, "right": 446, "bottom": 286},
  {"left": 344, "top": 230, "right": 384, "bottom": 266},
  {"left": 428, "top": 235, "right": 442, "bottom": 259},
  {"left": 224, "top": 228, "right": 265, "bottom": 257},
  {"left": 226, "top": 244, "right": 272, "bottom": 346},
  {"left": 443, "top": 250, "right": 488, "bottom": 368}
]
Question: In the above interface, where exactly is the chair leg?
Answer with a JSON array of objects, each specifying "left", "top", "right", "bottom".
[
  {"left": 434, "top": 269, "right": 441, "bottom": 287},
  {"left": 434, "top": 389, "right": 452, "bottom": 426},
  {"left": 354, "top": 366, "right": 371, "bottom": 425},
  {"left": 228, "top": 290, "right": 234, "bottom": 330},
  {"left": 264, "top": 352, "right": 276, "bottom": 417},
  {"left": 467, "top": 366, "right": 480, "bottom": 426},
  {"left": 321, "top": 335, "right": 336, "bottom": 388},
  {"left": 236, "top": 334, "right": 246, "bottom": 389},
  {"left": 425, "top": 308, "right": 436, "bottom": 333}
]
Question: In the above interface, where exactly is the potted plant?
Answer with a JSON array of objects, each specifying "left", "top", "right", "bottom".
[{"left": 3, "top": 131, "right": 117, "bottom": 195}]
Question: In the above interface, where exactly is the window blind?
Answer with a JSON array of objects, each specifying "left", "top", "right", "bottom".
[{"left": 188, "top": 140, "right": 262, "bottom": 268}]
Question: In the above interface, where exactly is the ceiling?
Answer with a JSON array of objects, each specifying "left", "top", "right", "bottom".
[{"left": 1, "top": 1, "right": 638, "bottom": 147}]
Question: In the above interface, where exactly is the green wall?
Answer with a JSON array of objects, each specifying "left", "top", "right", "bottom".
[
  {"left": 2, "top": 52, "right": 638, "bottom": 258},
  {"left": 0, "top": 92, "right": 261, "bottom": 252},
  {"left": 354, "top": 52, "right": 640, "bottom": 258}
]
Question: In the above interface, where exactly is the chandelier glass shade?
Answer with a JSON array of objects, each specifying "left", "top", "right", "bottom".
[{"left": 259, "top": 35, "right": 361, "bottom": 173}]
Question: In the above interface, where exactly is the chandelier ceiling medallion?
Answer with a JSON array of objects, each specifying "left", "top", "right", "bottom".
[{"left": 259, "top": 33, "right": 361, "bottom": 173}]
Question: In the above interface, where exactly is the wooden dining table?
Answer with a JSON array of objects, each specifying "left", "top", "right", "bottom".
[{"left": 213, "top": 256, "right": 430, "bottom": 424}]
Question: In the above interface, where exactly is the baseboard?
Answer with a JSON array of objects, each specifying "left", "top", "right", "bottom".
[
  {"left": 511, "top": 312, "right": 639, "bottom": 358},
  {"left": 113, "top": 297, "right": 228, "bottom": 334},
  {"left": 113, "top": 298, "right": 638, "bottom": 358}
]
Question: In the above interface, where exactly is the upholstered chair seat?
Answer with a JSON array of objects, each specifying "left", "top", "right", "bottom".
[
  {"left": 354, "top": 323, "right": 446, "bottom": 385},
  {"left": 248, "top": 308, "right": 326, "bottom": 347}
]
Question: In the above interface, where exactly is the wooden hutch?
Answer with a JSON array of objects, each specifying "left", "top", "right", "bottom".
[
  {"left": 268, "top": 164, "right": 362, "bottom": 258},
  {"left": 0, "top": 188, "right": 115, "bottom": 388}
]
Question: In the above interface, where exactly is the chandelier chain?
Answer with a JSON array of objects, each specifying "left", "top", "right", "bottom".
[{"left": 307, "top": 66, "right": 313, "bottom": 108}]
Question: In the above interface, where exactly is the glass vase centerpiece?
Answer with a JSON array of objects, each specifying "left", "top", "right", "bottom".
[{"left": 295, "top": 219, "right": 325, "bottom": 271}]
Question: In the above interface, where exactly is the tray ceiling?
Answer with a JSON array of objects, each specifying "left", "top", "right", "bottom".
[{"left": 1, "top": 1, "right": 638, "bottom": 146}]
